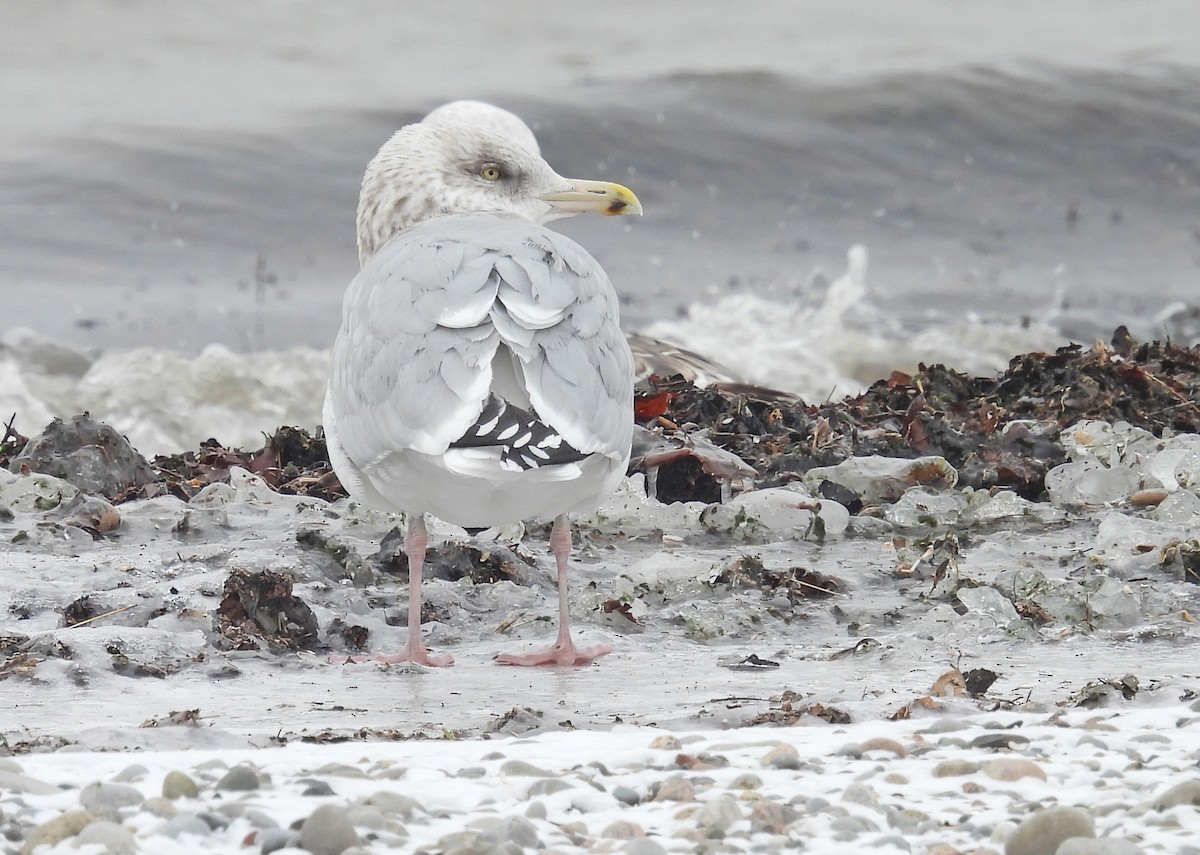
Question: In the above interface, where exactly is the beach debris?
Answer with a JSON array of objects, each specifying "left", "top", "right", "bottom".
[
  {"left": 633, "top": 333, "right": 1200, "bottom": 503},
  {"left": 213, "top": 569, "right": 320, "bottom": 653},
  {"left": 150, "top": 426, "right": 346, "bottom": 503},
  {"left": 0, "top": 413, "right": 28, "bottom": 469},
  {"left": 7, "top": 413, "right": 154, "bottom": 500},
  {"left": 139, "top": 709, "right": 203, "bottom": 728},
  {"left": 631, "top": 422, "right": 758, "bottom": 503},
  {"left": 747, "top": 691, "right": 850, "bottom": 726}
]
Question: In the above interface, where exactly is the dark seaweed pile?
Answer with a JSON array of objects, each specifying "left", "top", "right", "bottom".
[
  {"left": 639, "top": 331, "right": 1200, "bottom": 504},
  {"left": 4, "top": 330, "right": 1197, "bottom": 509}
]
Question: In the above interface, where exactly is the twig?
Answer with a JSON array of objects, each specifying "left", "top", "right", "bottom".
[{"left": 67, "top": 604, "right": 135, "bottom": 628}]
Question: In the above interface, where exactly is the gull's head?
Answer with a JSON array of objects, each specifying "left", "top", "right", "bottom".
[{"left": 356, "top": 100, "right": 642, "bottom": 263}]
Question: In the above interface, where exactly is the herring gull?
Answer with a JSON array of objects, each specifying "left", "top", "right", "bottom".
[{"left": 324, "top": 101, "right": 642, "bottom": 666}]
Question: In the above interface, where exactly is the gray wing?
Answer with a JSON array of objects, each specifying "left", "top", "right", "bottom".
[{"left": 327, "top": 214, "right": 634, "bottom": 470}]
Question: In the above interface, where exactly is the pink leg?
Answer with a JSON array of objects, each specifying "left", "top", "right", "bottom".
[
  {"left": 336, "top": 514, "right": 452, "bottom": 667},
  {"left": 496, "top": 514, "right": 612, "bottom": 667}
]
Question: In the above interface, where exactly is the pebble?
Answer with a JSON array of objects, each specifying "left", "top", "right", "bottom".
[
  {"left": 1150, "top": 778, "right": 1200, "bottom": 809},
  {"left": 693, "top": 794, "right": 742, "bottom": 833},
  {"left": 215, "top": 764, "right": 261, "bottom": 791},
  {"left": 842, "top": 782, "right": 881, "bottom": 809},
  {"left": 649, "top": 735, "right": 682, "bottom": 750},
  {"left": 362, "top": 790, "right": 423, "bottom": 819},
  {"left": 0, "top": 770, "right": 59, "bottom": 796},
  {"left": 299, "top": 804, "right": 360, "bottom": 855},
  {"left": 748, "top": 799, "right": 795, "bottom": 833},
  {"left": 612, "top": 785, "right": 641, "bottom": 805},
  {"left": 603, "top": 820, "right": 646, "bottom": 839},
  {"left": 652, "top": 775, "right": 696, "bottom": 802},
  {"left": 623, "top": 838, "right": 668, "bottom": 855},
  {"left": 75, "top": 819, "right": 136, "bottom": 853},
  {"left": 157, "top": 813, "right": 214, "bottom": 839},
  {"left": 973, "top": 733, "right": 1032, "bottom": 751},
  {"left": 860, "top": 736, "right": 908, "bottom": 757},
  {"left": 984, "top": 759, "right": 1048, "bottom": 782},
  {"left": 499, "top": 759, "right": 556, "bottom": 777},
  {"left": 19, "top": 810, "right": 94, "bottom": 855},
  {"left": 935, "top": 759, "right": 981, "bottom": 777},
  {"left": 469, "top": 814, "right": 541, "bottom": 849},
  {"left": 1005, "top": 806, "right": 1095, "bottom": 855},
  {"left": 79, "top": 781, "right": 145, "bottom": 811},
  {"left": 761, "top": 744, "right": 801, "bottom": 770},
  {"left": 301, "top": 779, "right": 337, "bottom": 796},
  {"left": 161, "top": 770, "right": 199, "bottom": 800},
  {"left": 257, "top": 827, "right": 298, "bottom": 854}
]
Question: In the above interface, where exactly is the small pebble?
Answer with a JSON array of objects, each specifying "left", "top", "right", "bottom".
[
  {"left": 1150, "top": 779, "right": 1200, "bottom": 809},
  {"left": 693, "top": 794, "right": 741, "bottom": 833},
  {"left": 156, "top": 813, "right": 214, "bottom": 840},
  {"left": 649, "top": 735, "right": 681, "bottom": 751},
  {"left": 363, "top": 790, "right": 423, "bottom": 819},
  {"left": 984, "top": 759, "right": 1048, "bottom": 782},
  {"left": 652, "top": 776, "right": 695, "bottom": 802},
  {"left": 612, "top": 786, "right": 641, "bottom": 806},
  {"left": 162, "top": 770, "right": 199, "bottom": 800},
  {"left": 1005, "top": 806, "right": 1095, "bottom": 855},
  {"left": 19, "top": 810, "right": 94, "bottom": 855},
  {"left": 215, "top": 765, "right": 260, "bottom": 792},
  {"left": 973, "top": 733, "right": 1031, "bottom": 751},
  {"left": 859, "top": 736, "right": 907, "bottom": 757},
  {"left": 623, "top": 838, "right": 668, "bottom": 855},
  {"left": 499, "top": 759, "right": 556, "bottom": 777},
  {"left": 80, "top": 781, "right": 145, "bottom": 811},
  {"left": 935, "top": 759, "right": 981, "bottom": 778},
  {"left": 257, "top": 827, "right": 297, "bottom": 854},
  {"left": 749, "top": 799, "right": 795, "bottom": 833},
  {"left": 603, "top": 820, "right": 646, "bottom": 839},
  {"left": 300, "top": 804, "right": 360, "bottom": 855},
  {"left": 761, "top": 744, "right": 801, "bottom": 770},
  {"left": 75, "top": 819, "right": 136, "bottom": 854}
]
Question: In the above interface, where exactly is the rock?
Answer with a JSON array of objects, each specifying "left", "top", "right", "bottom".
[
  {"left": 1151, "top": 779, "right": 1200, "bottom": 809},
  {"left": 19, "top": 810, "right": 94, "bottom": 855},
  {"left": 934, "top": 759, "right": 981, "bottom": 778},
  {"left": 498, "top": 759, "right": 556, "bottom": 777},
  {"left": 623, "top": 838, "right": 668, "bottom": 855},
  {"left": 157, "top": 813, "right": 214, "bottom": 839},
  {"left": 693, "top": 794, "right": 742, "bottom": 833},
  {"left": 1006, "top": 806, "right": 1095, "bottom": 855},
  {"left": 841, "top": 782, "right": 881, "bottom": 809},
  {"left": 651, "top": 775, "right": 695, "bottom": 802},
  {"left": 603, "top": 820, "right": 646, "bottom": 839},
  {"left": 299, "top": 804, "right": 360, "bottom": 855},
  {"left": 162, "top": 770, "right": 199, "bottom": 800},
  {"left": 75, "top": 819, "right": 136, "bottom": 853},
  {"left": 9, "top": 414, "right": 154, "bottom": 499},
  {"left": 762, "top": 744, "right": 801, "bottom": 770},
  {"left": 612, "top": 786, "right": 641, "bottom": 806},
  {"left": 111, "top": 764, "right": 149, "bottom": 783},
  {"left": 301, "top": 779, "right": 336, "bottom": 796},
  {"left": 142, "top": 797, "right": 177, "bottom": 818},
  {"left": 257, "top": 827, "right": 298, "bottom": 854},
  {"left": 1055, "top": 839, "right": 1144, "bottom": 855},
  {"left": 0, "top": 769, "right": 59, "bottom": 795},
  {"left": 215, "top": 764, "right": 260, "bottom": 791},
  {"left": 363, "top": 790, "right": 423, "bottom": 819},
  {"left": 649, "top": 735, "right": 681, "bottom": 750},
  {"left": 749, "top": 799, "right": 796, "bottom": 834},
  {"left": 972, "top": 733, "right": 1031, "bottom": 751},
  {"left": 526, "top": 778, "right": 573, "bottom": 796},
  {"left": 469, "top": 814, "right": 541, "bottom": 849},
  {"left": 79, "top": 781, "right": 145, "bottom": 810},
  {"left": 984, "top": 759, "right": 1048, "bottom": 782},
  {"left": 859, "top": 736, "right": 908, "bottom": 757}
]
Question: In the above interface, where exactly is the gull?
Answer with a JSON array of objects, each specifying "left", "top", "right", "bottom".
[{"left": 324, "top": 101, "right": 641, "bottom": 666}]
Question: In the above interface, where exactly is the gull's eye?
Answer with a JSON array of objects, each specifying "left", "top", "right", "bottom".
[{"left": 479, "top": 162, "right": 504, "bottom": 181}]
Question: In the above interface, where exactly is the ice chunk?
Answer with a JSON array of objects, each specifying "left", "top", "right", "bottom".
[
  {"left": 700, "top": 487, "right": 848, "bottom": 540},
  {"left": 804, "top": 455, "right": 957, "bottom": 504},
  {"left": 1044, "top": 460, "right": 1140, "bottom": 507},
  {"left": 0, "top": 470, "right": 79, "bottom": 513},
  {"left": 885, "top": 487, "right": 967, "bottom": 530}
]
